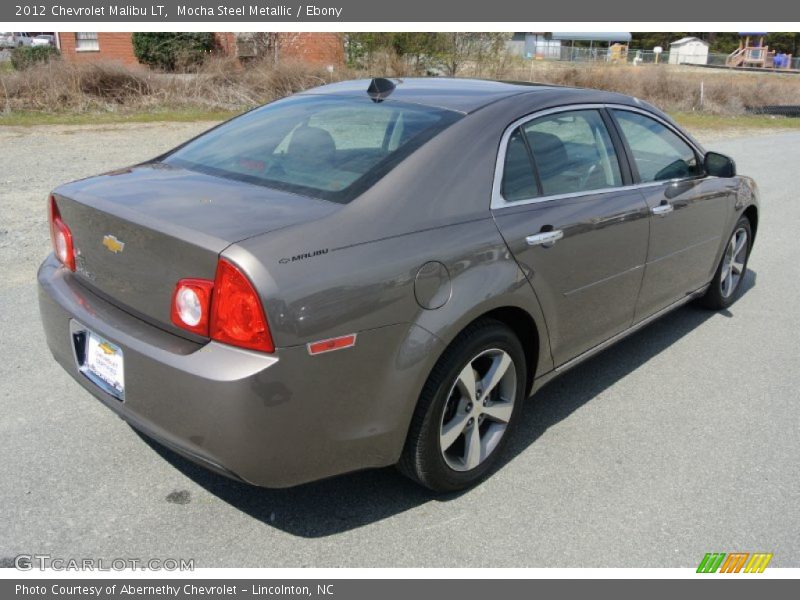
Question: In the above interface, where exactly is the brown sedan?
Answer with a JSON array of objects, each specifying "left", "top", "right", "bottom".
[{"left": 38, "top": 78, "right": 759, "bottom": 491}]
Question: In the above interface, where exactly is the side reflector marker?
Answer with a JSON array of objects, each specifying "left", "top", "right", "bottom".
[{"left": 307, "top": 334, "right": 357, "bottom": 356}]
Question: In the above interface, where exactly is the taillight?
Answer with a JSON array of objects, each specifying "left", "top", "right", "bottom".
[
  {"left": 170, "top": 258, "right": 274, "bottom": 353},
  {"left": 170, "top": 278, "right": 213, "bottom": 336},
  {"left": 48, "top": 195, "right": 75, "bottom": 271},
  {"left": 210, "top": 258, "right": 274, "bottom": 353}
]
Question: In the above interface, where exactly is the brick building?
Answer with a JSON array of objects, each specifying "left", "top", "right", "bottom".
[
  {"left": 57, "top": 33, "right": 140, "bottom": 66},
  {"left": 55, "top": 32, "right": 344, "bottom": 67},
  {"left": 277, "top": 33, "right": 346, "bottom": 64}
]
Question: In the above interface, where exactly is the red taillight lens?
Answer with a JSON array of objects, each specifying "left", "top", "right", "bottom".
[
  {"left": 171, "top": 278, "right": 213, "bottom": 336},
  {"left": 210, "top": 258, "right": 274, "bottom": 353},
  {"left": 171, "top": 259, "right": 274, "bottom": 352},
  {"left": 48, "top": 195, "right": 75, "bottom": 271}
]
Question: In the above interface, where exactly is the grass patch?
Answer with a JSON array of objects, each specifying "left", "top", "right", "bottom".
[
  {"left": 2, "top": 57, "right": 799, "bottom": 126},
  {"left": 671, "top": 112, "right": 800, "bottom": 131},
  {"left": 0, "top": 108, "right": 240, "bottom": 127}
]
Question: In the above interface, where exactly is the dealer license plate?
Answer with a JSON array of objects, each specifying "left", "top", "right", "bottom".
[{"left": 83, "top": 332, "right": 125, "bottom": 399}]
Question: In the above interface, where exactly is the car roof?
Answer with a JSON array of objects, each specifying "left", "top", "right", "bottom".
[{"left": 302, "top": 77, "right": 642, "bottom": 114}]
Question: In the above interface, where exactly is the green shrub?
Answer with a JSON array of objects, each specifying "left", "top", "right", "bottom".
[
  {"left": 10, "top": 45, "right": 60, "bottom": 70},
  {"left": 131, "top": 32, "right": 215, "bottom": 71}
]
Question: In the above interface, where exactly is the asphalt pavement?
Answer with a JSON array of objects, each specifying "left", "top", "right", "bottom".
[{"left": 1, "top": 124, "right": 798, "bottom": 567}]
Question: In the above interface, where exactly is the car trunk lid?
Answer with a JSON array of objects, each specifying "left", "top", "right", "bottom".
[{"left": 53, "top": 163, "right": 339, "bottom": 339}]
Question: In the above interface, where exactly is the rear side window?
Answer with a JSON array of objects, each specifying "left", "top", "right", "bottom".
[
  {"left": 612, "top": 110, "right": 702, "bottom": 182},
  {"left": 502, "top": 128, "right": 540, "bottom": 202},
  {"left": 164, "top": 95, "right": 460, "bottom": 203},
  {"left": 522, "top": 110, "right": 622, "bottom": 197}
]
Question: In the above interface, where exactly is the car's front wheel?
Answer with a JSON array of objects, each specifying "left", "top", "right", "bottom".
[
  {"left": 398, "top": 319, "right": 526, "bottom": 492},
  {"left": 701, "top": 216, "right": 753, "bottom": 310}
]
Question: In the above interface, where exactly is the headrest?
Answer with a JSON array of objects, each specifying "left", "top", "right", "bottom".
[
  {"left": 527, "top": 131, "right": 568, "bottom": 175},
  {"left": 287, "top": 126, "right": 337, "bottom": 166}
]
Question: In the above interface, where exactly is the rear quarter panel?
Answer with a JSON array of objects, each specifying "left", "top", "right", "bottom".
[
  {"left": 229, "top": 216, "right": 553, "bottom": 468},
  {"left": 231, "top": 218, "right": 553, "bottom": 379}
]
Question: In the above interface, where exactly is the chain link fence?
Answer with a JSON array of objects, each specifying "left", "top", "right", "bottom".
[{"left": 524, "top": 47, "right": 800, "bottom": 70}]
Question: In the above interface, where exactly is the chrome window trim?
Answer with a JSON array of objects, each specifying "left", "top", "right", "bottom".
[{"left": 490, "top": 103, "right": 707, "bottom": 211}]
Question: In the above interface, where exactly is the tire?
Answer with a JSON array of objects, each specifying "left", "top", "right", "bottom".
[
  {"left": 701, "top": 216, "right": 753, "bottom": 310},
  {"left": 398, "top": 318, "right": 527, "bottom": 492}
]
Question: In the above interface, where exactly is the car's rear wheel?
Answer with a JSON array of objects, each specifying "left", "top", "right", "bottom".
[
  {"left": 701, "top": 216, "right": 752, "bottom": 310},
  {"left": 398, "top": 319, "right": 526, "bottom": 492}
]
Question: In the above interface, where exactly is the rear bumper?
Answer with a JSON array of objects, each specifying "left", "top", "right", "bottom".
[{"left": 38, "top": 255, "right": 441, "bottom": 487}]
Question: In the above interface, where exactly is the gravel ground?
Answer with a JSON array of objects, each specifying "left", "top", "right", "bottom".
[
  {"left": 1, "top": 121, "right": 798, "bottom": 568},
  {"left": 0, "top": 122, "right": 214, "bottom": 282}
]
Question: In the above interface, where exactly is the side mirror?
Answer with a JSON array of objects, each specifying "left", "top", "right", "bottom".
[{"left": 704, "top": 151, "right": 736, "bottom": 178}]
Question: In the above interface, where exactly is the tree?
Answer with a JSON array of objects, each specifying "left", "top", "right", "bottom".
[
  {"left": 344, "top": 33, "right": 395, "bottom": 67},
  {"left": 434, "top": 33, "right": 510, "bottom": 76},
  {"left": 343, "top": 33, "right": 512, "bottom": 76},
  {"left": 702, "top": 33, "right": 742, "bottom": 53},
  {"left": 766, "top": 32, "right": 800, "bottom": 55},
  {"left": 131, "top": 32, "right": 216, "bottom": 71},
  {"left": 10, "top": 45, "right": 59, "bottom": 70},
  {"left": 630, "top": 32, "right": 684, "bottom": 51},
  {"left": 391, "top": 33, "right": 446, "bottom": 71}
]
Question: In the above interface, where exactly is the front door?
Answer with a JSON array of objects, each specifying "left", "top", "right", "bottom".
[
  {"left": 609, "top": 109, "right": 731, "bottom": 320},
  {"left": 491, "top": 108, "right": 650, "bottom": 366}
]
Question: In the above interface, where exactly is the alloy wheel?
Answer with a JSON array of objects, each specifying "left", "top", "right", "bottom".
[
  {"left": 720, "top": 227, "right": 748, "bottom": 298},
  {"left": 439, "top": 348, "right": 517, "bottom": 471}
]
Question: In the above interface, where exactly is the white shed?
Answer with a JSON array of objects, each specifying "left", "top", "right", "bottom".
[{"left": 668, "top": 37, "right": 710, "bottom": 65}]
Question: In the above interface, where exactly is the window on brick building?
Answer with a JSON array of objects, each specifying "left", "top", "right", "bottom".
[{"left": 75, "top": 32, "right": 99, "bottom": 51}]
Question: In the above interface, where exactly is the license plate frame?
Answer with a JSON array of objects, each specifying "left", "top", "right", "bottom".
[{"left": 78, "top": 329, "right": 125, "bottom": 401}]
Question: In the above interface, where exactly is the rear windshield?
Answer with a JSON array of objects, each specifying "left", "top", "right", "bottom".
[{"left": 164, "top": 95, "right": 460, "bottom": 203}]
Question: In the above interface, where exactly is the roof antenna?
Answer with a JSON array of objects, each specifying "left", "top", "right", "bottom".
[{"left": 367, "top": 78, "right": 396, "bottom": 103}]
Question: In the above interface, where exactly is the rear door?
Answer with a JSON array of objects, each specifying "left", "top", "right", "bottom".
[
  {"left": 491, "top": 108, "right": 650, "bottom": 366},
  {"left": 609, "top": 108, "right": 730, "bottom": 321}
]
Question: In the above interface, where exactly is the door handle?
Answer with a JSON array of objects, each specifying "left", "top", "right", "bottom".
[
  {"left": 526, "top": 230, "right": 564, "bottom": 247},
  {"left": 651, "top": 203, "right": 674, "bottom": 216}
]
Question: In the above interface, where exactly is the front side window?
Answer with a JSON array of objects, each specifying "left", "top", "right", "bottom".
[
  {"left": 75, "top": 32, "right": 99, "bottom": 51},
  {"left": 522, "top": 110, "right": 623, "bottom": 197},
  {"left": 612, "top": 110, "right": 702, "bottom": 182},
  {"left": 165, "top": 95, "right": 460, "bottom": 203}
]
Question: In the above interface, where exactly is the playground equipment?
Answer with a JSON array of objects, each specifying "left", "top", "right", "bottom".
[
  {"left": 726, "top": 33, "right": 793, "bottom": 69},
  {"left": 608, "top": 42, "right": 629, "bottom": 63}
]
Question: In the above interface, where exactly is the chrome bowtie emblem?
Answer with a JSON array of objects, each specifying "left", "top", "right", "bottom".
[{"left": 102, "top": 235, "right": 125, "bottom": 254}]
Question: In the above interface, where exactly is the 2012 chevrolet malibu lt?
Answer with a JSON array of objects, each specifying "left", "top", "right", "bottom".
[{"left": 38, "top": 78, "right": 759, "bottom": 491}]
